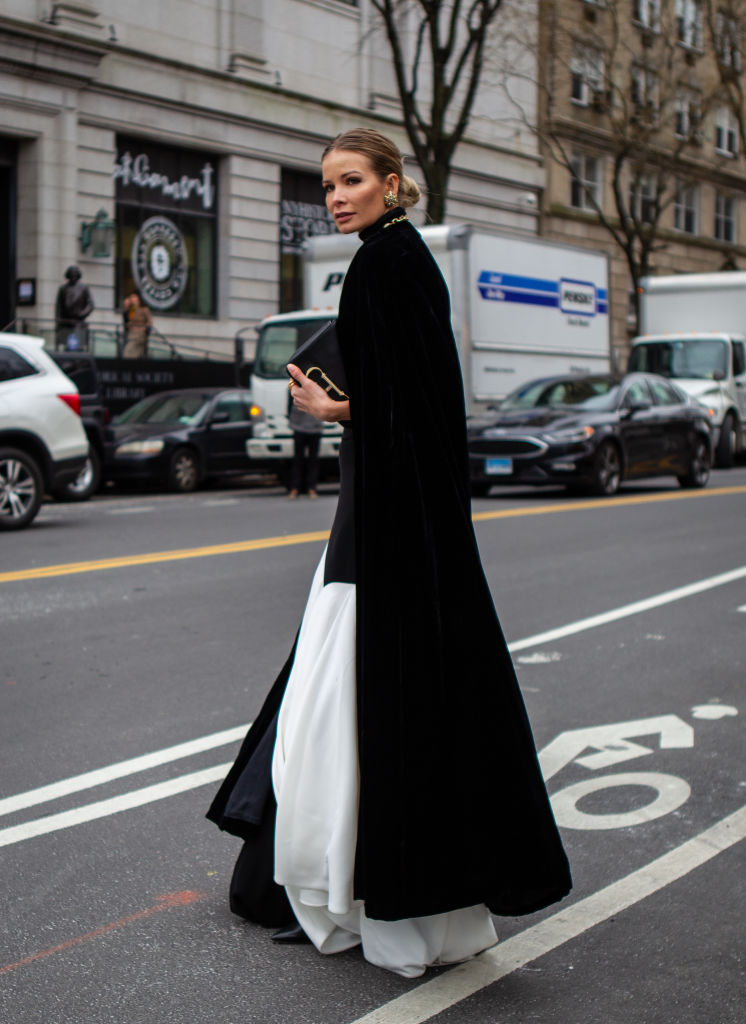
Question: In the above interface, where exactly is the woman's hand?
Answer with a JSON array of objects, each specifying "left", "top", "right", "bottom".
[{"left": 287, "top": 364, "right": 350, "bottom": 422}]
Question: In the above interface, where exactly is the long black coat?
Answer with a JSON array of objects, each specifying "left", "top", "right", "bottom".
[{"left": 208, "top": 208, "right": 571, "bottom": 922}]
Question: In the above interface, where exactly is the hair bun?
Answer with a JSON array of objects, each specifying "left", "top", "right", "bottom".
[{"left": 398, "top": 174, "right": 421, "bottom": 209}]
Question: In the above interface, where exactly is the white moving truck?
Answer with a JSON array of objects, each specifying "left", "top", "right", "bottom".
[
  {"left": 630, "top": 272, "right": 746, "bottom": 466},
  {"left": 248, "top": 224, "right": 611, "bottom": 466}
]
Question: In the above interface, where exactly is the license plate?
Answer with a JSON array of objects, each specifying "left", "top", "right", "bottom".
[{"left": 485, "top": 457, "right": 512, "bottom": 475}]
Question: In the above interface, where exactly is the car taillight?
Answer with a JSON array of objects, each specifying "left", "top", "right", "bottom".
[{"left": 58, "top": 393, "right": 81, "bottom": 416}]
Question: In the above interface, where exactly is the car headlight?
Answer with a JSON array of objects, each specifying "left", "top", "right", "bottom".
[
  {"left": 115, "top": 440, "right": 165, "bottom": 456},
  {"left": 544, "top": 425, "right": 595, "bottom": 443}
]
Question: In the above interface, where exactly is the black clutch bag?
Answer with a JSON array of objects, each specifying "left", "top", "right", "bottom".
[{"left": 287, "top": 320, "right": 349, "bottom": 401}]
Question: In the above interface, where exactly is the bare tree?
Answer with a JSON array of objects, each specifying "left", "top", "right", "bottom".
[
  {"left": 501, "top": 0, "right": 728, "bottom": 332},
  {"left": 371, "top": 0, "right": 504, "bottom": 223}
]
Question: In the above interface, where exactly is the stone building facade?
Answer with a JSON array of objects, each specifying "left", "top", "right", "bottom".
[
  {"left": 0, "top": 0, "right": 541, "bottom": 357},
  {"left": 536, "top": 0, "right": 746, "bottom": 365}
]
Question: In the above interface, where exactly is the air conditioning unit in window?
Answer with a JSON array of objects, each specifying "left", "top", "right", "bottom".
[{"left": 591, "top": 88, "right": 609, "bottom": 113}]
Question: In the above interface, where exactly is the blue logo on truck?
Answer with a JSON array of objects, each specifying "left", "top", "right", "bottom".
[{"left": 477, "top": 271, "right": 607, "bottom": 316}]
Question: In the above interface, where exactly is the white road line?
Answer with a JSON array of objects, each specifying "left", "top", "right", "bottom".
[
  {"left": 106, "top": 506, "right": 156, "bottom": 515},
  {"left": 0, "top": 724, "right": 248, "bottom": 819},
  {"left": 508, "top": 565, "right": 746, "bottom": 652},
  {"left": 348, "top": 805, "right": 746, "bottom": 1024},
  {"left": 0, "top": 764, "right": 232, "bottom": 848},
  {"left": 2, "top": 565, "right": 744, "bottom": 826}
]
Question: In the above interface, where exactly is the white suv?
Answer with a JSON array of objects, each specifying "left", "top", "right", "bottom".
[{"left": 0, "top": 334, "right": 89, "bottom": 529}]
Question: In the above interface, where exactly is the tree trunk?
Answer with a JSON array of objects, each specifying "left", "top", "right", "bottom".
[{"left": 423, "top": 161, "right": 449, "bottom": 224}]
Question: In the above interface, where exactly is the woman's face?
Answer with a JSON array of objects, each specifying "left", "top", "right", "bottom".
[{"left": 321, "top": 150, "right": 399, "bottom": 234}]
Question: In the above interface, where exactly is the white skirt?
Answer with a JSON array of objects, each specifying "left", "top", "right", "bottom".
[{"left": 271, "top": 552, "right": 498, "bottom": 978}]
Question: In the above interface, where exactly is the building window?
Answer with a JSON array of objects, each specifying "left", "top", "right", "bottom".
[
  {"left": 570, "top": 153, "right": 600, "bottom": 210},
  {"left": 631, "top": 65, "right": 659, "bottom": 119},
  {"left": 114, "top": 137, "right": 218, "bottom": 316},
  {"left": 279, "top": 169, "right": 337, "bottom": 312},
  {"left": 629, "top": 174, "right": 657, "bottom": 224},
  {"left": 570, "top": 46, "right": 605, "bottom": 106},
  {"left": 674, "top": 185, "right": 698, "bottom": 233},
  {"left": 714, "top": 192, "right": 736, "bottom": 241},
  {"left": 715, "top": 107, "right": 739, "bottom": 156},
  {"left": 676, "top": 0, "right": 703, "bottom": 49},
  {"left": 633, "top": 0, "right": 660, "bottom": 30},
  {"left": 675, "top": 92, "right": 701, "bottom": 141},
  {"left": 715, "top": 10, "right": 741, "bottom": 70}
]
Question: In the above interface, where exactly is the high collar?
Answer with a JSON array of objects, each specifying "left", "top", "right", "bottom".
[{"left": 359, "top": 207, "right": 407, "bottom": 242}]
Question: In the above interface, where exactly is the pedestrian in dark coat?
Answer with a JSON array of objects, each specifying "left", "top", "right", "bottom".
[{"left": 286, "top": 399, "right": 323, "bottom": 499}]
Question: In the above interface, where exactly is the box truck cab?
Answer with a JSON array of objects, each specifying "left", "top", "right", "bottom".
[
  {"left": 247, "top": 224, "right": 611, "bottom": 467},
  {"left": 247, "top": 309, "right": 344, "bottom": 465},
  {"left": 631, "top": 273, "right": 746, "bottom": 466}
]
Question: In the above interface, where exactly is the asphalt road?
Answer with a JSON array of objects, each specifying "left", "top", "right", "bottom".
[{"left": 1, "top": 467, "right": 745, "bottom": 1024}]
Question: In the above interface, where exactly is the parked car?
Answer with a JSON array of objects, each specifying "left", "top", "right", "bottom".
[
  {"left": 103, "top": 387, "right": 264, "bottom": 492},
  {"left": 49, "top": 351, "right": 109, "bottom": 501},
  {"left": 468, "top": 372, "right": 712, "bottom": 496},
  {"left": 0, "top": 333, "right": 89, "bottom": 529}
]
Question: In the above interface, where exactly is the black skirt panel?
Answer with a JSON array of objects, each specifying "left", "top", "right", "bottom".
[{"left": 324, "top": 424, "right": 355, "bottom": 585}]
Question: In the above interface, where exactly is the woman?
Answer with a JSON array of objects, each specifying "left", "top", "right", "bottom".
[
  {"left": 208, "top": 129, "right": 571, "bottom": 977},
  {"left": 122, "top": 292, "right": 153, "bottom": 358}
]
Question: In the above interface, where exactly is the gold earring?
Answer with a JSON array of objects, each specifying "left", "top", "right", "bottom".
[{"left": 384, "top": 190, "right": 398, "bottom": 207}]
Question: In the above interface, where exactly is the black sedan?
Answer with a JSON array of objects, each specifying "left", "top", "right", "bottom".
[
  {"left": 103, "top": 388, "right": 264, "bottom": 492},
  {"left": 468, "top": 373, "right": 712, "bottom": 496}
]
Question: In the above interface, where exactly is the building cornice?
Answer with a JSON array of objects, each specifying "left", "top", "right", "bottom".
[
  {"left": 0, "top": 14, "right": 108, "bottom": 87},
  {"left": 79, "top": 66, "right": 541, "bottom": 170}
]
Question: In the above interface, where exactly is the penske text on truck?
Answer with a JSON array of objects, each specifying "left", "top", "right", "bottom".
[{"left": 247, "top": 224, "right": 611, "bottom": 468}]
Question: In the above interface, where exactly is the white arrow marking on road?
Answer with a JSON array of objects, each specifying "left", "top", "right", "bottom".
[{"left": 538, "top": 715, "right": 694, "bottom": 782}]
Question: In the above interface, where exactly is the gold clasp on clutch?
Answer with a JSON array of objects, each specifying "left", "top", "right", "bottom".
[{"left": 307, "top": 366, "right": 348, "bottom": 400}]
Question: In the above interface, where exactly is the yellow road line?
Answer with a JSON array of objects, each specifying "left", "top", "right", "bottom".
[
  {"left": 1, "top": 485, "right": 744, "bottom": 584},
  {"left": 0, "top": 530, "right": 331, "bottom": 583},
  {"left": 471, "top": 483, "right": 746, "bottom": 522}
]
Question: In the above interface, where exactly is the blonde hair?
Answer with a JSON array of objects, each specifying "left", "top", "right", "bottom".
[{"left": 322, "top": 128, "right": 421, "bottom": 209}]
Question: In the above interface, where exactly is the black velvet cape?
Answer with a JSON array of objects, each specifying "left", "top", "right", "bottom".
[{"left": 208, "top": 208, "right": 571, "bottom": 923}]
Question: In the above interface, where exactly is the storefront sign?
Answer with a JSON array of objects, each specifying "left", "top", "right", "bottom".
[
  {"left": 114, "top": 146, "right": 215, "bottom": 211},
  {"left": 280, "top": 199, "right": 336, "bottom": 253},
  {"left": 131, "top": 216, "right": 188, "bottom": 310}
]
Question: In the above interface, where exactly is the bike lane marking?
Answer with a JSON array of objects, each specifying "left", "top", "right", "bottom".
[
  {"left": 1, "top": 565, "right": 744, "bottom": 841},
  {"left": 2, "top": 485, "right": 745, "bottom": 584},
  {"left": 346, "top": 804, "right": 746, "bottom": 1024}
]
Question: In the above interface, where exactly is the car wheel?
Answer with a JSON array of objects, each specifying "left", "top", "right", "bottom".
[
  {"left": 0, "top": 447, "right": 44, "bottom": 530},
  {"left": 53, "top": 447, "right": 101, "bottom": 502},
  {"left": 589, "top": 440, "right": 621, "bottom": 496},
  {"left": 167, "top": 447, "right": 200, "bottom": 492},
  {"left": 715, "top": 413, "right": 736, "bottom": 468},
  {"left": 677, "top": 436, "right": 710, "bottom": 489}
]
